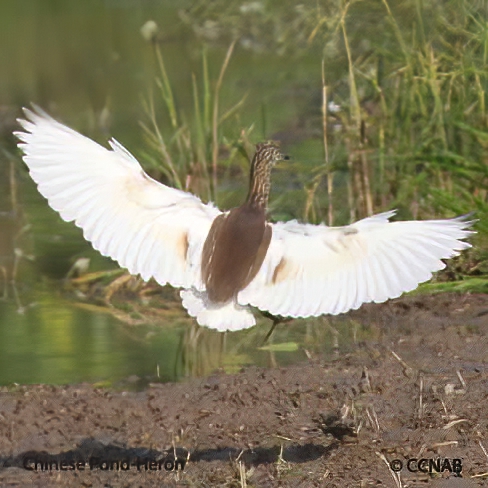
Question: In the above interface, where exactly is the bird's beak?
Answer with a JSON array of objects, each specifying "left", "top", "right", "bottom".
[{"left": 274, "top": 154, "right": 289, "bottom": 169}]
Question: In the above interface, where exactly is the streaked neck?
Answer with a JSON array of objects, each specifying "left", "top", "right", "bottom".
[{"left": 246, "top": 160, "right": 272, "bottom": 210}]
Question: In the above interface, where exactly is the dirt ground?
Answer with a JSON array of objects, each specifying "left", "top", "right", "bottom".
[{"left": 0, "top": 292, "right": 487, "bottom": 487}]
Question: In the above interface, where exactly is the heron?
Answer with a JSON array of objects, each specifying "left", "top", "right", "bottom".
[{"left": 15, "top": 108, "right": 474, "bottom": 331}]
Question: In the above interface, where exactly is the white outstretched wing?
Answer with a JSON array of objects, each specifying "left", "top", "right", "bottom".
[
  {"left": 15, "top": 108, "right": 220, "bottom": 290},
  {"left": 238, "top": 211, "right": 474, "bottom": 317}
]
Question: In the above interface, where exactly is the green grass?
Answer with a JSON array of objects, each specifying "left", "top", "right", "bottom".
[
  {"left": 139, "top": 33, "right": 252, "bottom": 205},
  {"left": 413, "top": 277, "right": 488, "bottom": 295}
]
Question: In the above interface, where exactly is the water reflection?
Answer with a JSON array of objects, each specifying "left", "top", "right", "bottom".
[
  {"left": 0, "top": 278, "right": 371, "bottom": 387},
  {"left": 0, "top": 288, "right": 175, "bottom": 385}
]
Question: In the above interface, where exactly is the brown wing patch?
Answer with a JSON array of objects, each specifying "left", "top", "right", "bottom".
[
  {"left": 201, "top": 206, "right": 271, "bottom": 303},
  {"left": 178, "top": 231, "right": 190, "bottom": 263},
  {"left": 271, "top": 257, "right": 298, "bottom": 284}
]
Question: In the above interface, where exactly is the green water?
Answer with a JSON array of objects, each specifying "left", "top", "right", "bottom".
[{"left": 0, "top": 0, "right": 368, "bottom": 386}]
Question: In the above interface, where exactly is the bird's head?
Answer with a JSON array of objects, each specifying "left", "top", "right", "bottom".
[{"left": 253, "top": 141, "right": 288, "bottom": 170}]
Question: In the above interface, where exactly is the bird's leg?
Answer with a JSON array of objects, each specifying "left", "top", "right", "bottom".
[{"left": 260, "top": 310, "right": 293, "bottom": 344}]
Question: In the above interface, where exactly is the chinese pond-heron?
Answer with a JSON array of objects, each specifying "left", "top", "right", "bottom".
[{"left": 16, "top": 108, "right": 474, "bottom": 331}]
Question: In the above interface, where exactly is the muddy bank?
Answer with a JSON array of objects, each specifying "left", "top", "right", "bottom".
[{"left": 0, "top": 293, "right": 487, "bottom": 487}]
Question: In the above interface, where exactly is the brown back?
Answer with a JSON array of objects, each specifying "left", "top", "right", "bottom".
[{"left": 202, "top": 205, "right": 272, "bottom": 303}]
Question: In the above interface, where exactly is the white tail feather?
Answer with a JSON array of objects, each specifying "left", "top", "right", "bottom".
[{"left": 180, "top": 289, "right": 256, "bottom": 331}]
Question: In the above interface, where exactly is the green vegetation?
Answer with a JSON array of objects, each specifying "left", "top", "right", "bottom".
[
  {"left": 144, "top": 0, "right": 488, "bottom": 284},
  {"left": 140, "top": 35, "right": 251, "bottom": 203},
  {"left": 414, "top": 277, "right": 488, "bottom": 295}
]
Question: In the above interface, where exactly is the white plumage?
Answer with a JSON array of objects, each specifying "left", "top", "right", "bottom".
[{"left": 16, "top": 108, "right": 474, "bottom": 331}]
